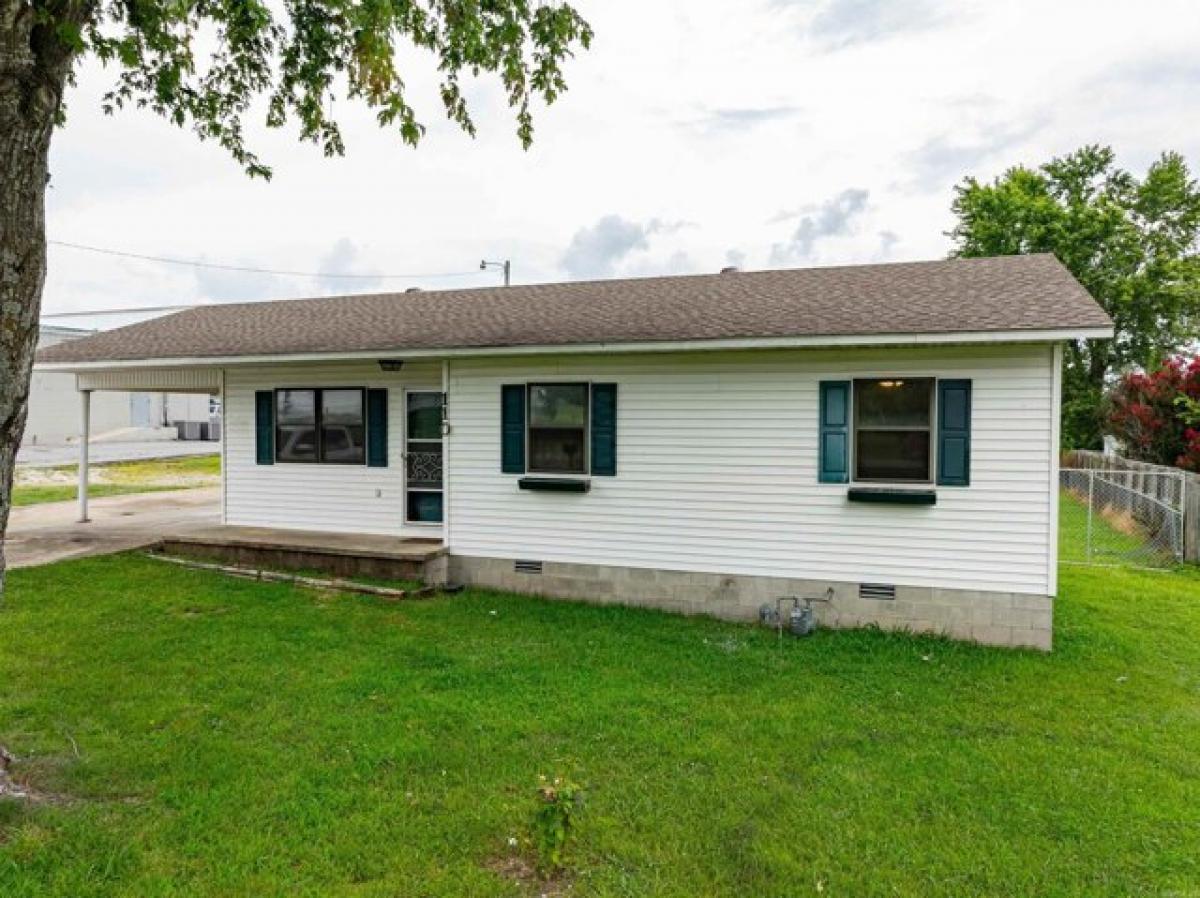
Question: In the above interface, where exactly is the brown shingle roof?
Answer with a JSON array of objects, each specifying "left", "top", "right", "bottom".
[{"left": 37, "top": 254, "right": 1111, "bottom": 365}]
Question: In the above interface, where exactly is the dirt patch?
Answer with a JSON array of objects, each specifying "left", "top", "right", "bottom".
[
  {"left": 15, "top": 462, "right": 218, "bottom": 490},
  {"left": 0, "top": 746, "right": 66, "bottom": 806},
  {"left": 1098, "top": 506, "right": 1144, "bottom": 537},
  {"left": 485, "top": 852, "right": 573, "bottom": 896},
  {"left": 15, "top": 467, "right": 75, "bottom": 487},
  {"left": 177, "top": 605, "right": 233, "bottom": 618}
]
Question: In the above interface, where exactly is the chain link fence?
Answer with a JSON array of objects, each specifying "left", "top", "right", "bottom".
[{"left": 1060, "top": 467, "right": 1186, "bottom": 568}]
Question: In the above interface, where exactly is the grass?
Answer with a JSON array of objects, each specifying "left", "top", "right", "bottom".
[
  {"left": 1059, "top": 491, "right": 1180, "bottom": 567},
  {"left": 12, "top": 455, "right": 220, "bottom": 508},
  {"left": 1, "top": 551, "right": 1198, "bottom": 897},
  {"left": 11, "top": 484, "right": 196, "bottom": 507}
]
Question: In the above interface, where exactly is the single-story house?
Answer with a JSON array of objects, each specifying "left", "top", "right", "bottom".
[{"left": 36, "top": 254, "right": 1113, "bottom": 649}]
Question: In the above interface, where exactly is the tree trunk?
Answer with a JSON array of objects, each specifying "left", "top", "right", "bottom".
[{"left": 0, "top": 2, "right": 75, "bottom": 605}]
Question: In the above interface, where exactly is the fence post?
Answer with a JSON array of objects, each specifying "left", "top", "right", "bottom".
[
  {"left": 1186, "top": 475, "right": 1200, "bottom": 563},
  {"left": 1086, "top": 470, "right": 1094, "bottom": 562}
]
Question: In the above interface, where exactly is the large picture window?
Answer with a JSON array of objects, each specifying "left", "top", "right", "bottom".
[
  {"left": 275, "top": 388, "right": 365, "bottom": 464},
  {"left": 528, "top": 383, "right": 588, "bottom": 474},
  {"left": 853, "top": 378, "right": 933, "bottom": 482}
]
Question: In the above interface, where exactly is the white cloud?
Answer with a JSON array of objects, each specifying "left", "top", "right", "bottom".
[
  {"left": 769, "top": 188, "right": 870, "bottom": 264},
  {"left": 560, "top": 215, "right": 694, "bottom": 279},
  {"left": 192, "top": 260, "right": 285, "bottom": 304},
  {"left": 803, "top": 0, "right": 957, "bottom": 48},
  {"left": 876, "top": 230, "right": 900, "bottom": 259},
  {"left": 560, "top": 215, "right": 651, "bottom": 279},
  {"left": 315, "top": 238, "right": 382, "bottom": 293},
  {"left": 679, "top": 105, "right": 803, "bottom": 136},
  {"left": 905, "top": 114, "right": 1050, "bottom": 194}
]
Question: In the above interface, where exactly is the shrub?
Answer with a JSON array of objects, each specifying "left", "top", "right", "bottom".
[{"left": 1105, "top": 356, "right": 1200, "bottom": 470}]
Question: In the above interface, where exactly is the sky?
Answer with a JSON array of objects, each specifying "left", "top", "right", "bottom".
[{"left": 42, "top": 0, "right": 1200, "bottom": 330}]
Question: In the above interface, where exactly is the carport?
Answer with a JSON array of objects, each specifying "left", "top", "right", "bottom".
[{"left": 72, "top": 367, "right": 222, "bottom": 522}]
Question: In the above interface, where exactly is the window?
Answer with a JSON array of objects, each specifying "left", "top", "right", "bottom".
[
  {"left": 528, "top": 383, "right": 588, "bottom": 474},
  {"left": 275, "top": 388, "right": 365, "bottom": 464},
  {"left": 276, "top": 389, "right": 318, "bottom": 462},
  {"left": 853, "top": 378, "right": 933, "bottom": 482},
  {"left": 321, "top": 389, "right": 366, "bottom": 464}
]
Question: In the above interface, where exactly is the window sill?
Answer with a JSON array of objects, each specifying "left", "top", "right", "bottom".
[
  {"left": 847, "top": 487, "right": 937, "bottom": 506},
  {"left": 518, "top": 477, "right": 591, "bottom": 493},
  {"left": 273, "top": 461, "right": 370, "bottom": 467}
]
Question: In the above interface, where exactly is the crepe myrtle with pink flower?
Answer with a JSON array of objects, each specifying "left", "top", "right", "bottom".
[{"left": 1106, "top": 356, "right": 1200, "bottom": 471}]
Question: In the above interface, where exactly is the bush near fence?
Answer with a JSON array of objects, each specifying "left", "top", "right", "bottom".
[{"left": 1062, "top": 450, "right": 1200, "bottom": 563}]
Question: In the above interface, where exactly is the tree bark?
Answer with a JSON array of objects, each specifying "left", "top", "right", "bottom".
[{"left": 0, "top": 1, "right": 78, "bottom": 604}]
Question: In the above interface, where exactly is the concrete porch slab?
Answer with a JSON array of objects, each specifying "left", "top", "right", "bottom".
[
  {"left": 157, "top": 525, "right": 445, "bottom": 582},
  {"left": 165, "top": 525, "right": 444, "bottom": 559}
]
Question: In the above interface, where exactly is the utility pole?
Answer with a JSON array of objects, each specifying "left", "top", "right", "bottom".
[{"left": 480, "top": 259, "right": 511, "bottom": 286}]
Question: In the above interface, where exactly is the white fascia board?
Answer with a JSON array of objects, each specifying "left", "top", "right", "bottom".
[{"left": 35, "top": 326, "right": 1115, "bottom": 372}]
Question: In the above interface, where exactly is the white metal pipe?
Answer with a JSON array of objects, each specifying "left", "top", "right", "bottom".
[
  {"left": 78, "top": 390, "right": 91, "bottom": 523},
  {"left": 218, "top": 370, "right": 228, "bottom": 525}
]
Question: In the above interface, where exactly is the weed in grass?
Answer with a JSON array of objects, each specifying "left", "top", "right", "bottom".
[{"left": 532, "top": 775, "right": 585, "bottom": 876}]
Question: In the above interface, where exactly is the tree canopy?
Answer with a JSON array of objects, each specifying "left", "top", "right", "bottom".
[
  {"left": 949, "top": 146, "right": 1200, "bottom": 449},
  {"left": 55, "top": 0, "right": 593, "bottom": 176}
]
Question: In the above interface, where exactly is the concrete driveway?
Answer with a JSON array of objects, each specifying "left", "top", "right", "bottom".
[{"left": 4, "top": 487, "right": 220, "bottom": 569}]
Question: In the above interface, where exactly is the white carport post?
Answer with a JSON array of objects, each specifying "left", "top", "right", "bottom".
[{"left": 77, "top": 388, "right": 91, "bottom": 523}]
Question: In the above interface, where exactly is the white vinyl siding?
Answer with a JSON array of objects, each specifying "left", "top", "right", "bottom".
[
  {"left": 223, "top": 360, "right": 441, "bottom": 536},
  {"left": 77, "top": 368, "right": 221, "bottom": 392},
  {"left": 446, "top": 344, "right": 1057, "bottom": 596}
]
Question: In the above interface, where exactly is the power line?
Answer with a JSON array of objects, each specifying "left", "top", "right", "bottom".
[
  {"left": 48, "top": 239, "right": 482, "bottom": 281},
  {"left": 41, "top": 304, "right": 199, "bottom": 319}
]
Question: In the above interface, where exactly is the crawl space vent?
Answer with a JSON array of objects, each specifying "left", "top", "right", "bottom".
[
  {"left": 514, "top": 559, "right": 544, "bottom": 575},
  {"left": 859, "top": 583, "right": 896, "bottom": 601}
]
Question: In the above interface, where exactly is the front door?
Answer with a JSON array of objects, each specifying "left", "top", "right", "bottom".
[{"left": 405, "top": 391, "right": 444, "bottom": 524}]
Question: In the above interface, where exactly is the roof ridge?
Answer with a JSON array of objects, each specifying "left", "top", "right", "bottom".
[{"left": 35, "top": 253, "right": 1108, "bottom": 367}]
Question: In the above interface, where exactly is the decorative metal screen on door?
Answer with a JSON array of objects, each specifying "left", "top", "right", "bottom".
[{"left": 405, "top": 450, "right": 444, "bottom": 488}]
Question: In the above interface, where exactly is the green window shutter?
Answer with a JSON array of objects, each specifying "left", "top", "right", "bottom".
[
  {"left": 937, "top": 379, "right": 972, "bottom": 486},
  {"left": 818, "top": 381, "right": 850, "bottom": 483},
  {"left": 366, "top": 389, "right": 388, "bottom": 468},
  {"left": 501, "top": 384, "right": 526, "bottom": 473},
  {"left": 255, "top": 390, "right": 275, "bottom": 465},
  {"left": 590, "top": 383, "right": 618, "bottom": 476}
]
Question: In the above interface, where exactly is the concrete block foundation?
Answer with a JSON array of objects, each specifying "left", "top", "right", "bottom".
[{"left": 448, "top": 555, "right": 1054, "bottom": 651}]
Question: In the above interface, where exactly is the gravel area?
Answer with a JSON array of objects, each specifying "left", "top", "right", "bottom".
[{"left": 16, "top": 440, "right": 220, "bottom": 468}]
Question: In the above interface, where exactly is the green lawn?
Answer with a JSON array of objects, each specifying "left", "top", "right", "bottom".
[
  {"left": 12, "top": 483, "right": 199, "bottom": 507},
  {"left": 1058, "top": 492, "right": 1175, "bottom": 566},
  {"left": 13, "top": 455, "right": 220, "bottom": 507},
  {"left": 1, "top": 552, "right": 1198, "bottom": 897}
]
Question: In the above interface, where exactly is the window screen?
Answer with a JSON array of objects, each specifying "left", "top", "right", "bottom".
[
  {"left": 320, "top": 389, "right": 365, "bottom": 464},
  {"left": 853, "top": 378, "right": 933, "bottom": 482},
  {"left": 275, "top": 388, "right": 366, "bottom": 465},
  {"left": 528, "top": 383, "right": 588, "bottom": 474},
  {"left": 276, "top": 389, "right": 318, "bottom": 462}
]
